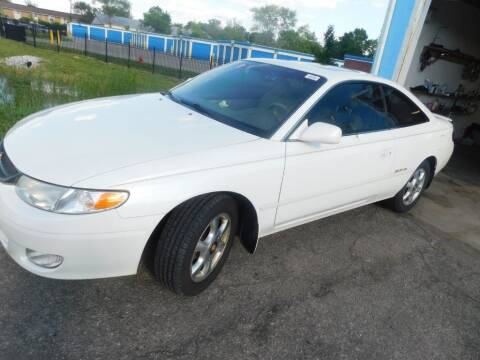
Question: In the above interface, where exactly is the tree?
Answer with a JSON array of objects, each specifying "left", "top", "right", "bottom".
[
  {"left": 94, "top": 0, "right": 131, "bottom": 26},
  {"left": 251, "top": 5, "right": 296, "bottom": 40},
  {"left": 19, "top": 15, "right": 34, "bottom": 22},
  {"left": 320, "top": 25, "right": 377, "bottom": 61},
  {"left": 277, "top": 29, "right": 303, "bottom": 50},
  {"left": 170, "top": 23, "right": 184, "bottom": 36},
  {"left": 73, "top": 1, "right": 97, "bottom": 24},
  {"left": 222, "top": 19, "right": 248, "bottom": 41},
  {"left": 184, "top": 21, "right": 210, "bottom": 38},
  {"left": 181, "top": 19, "right": 247, "bottom": 41},
  {"left": 142, "top": 6, "right": 171, "bottom": 34},
  {"left": 248, "top": 31, "right": 275, "bottom": 46},
  {"left": 277, "top": 25, "right": 317, "bottom": 54},
  {"left": 24, "top": 0, "right": 37, "bottom": 6},
  {"left": 323, "top": 25, "right": 338, "bottom": 60},
  {"left": 199, "top": 19, "right": 221, "bottom": 39},
  {"left": 364, "top": 39, "right": 378, "bottom": 58},
  {"left": 297, "top": 25, "right": 316, "bottom": 42},
  {"left": 312, "top": 46, "right": 329, "bottom": 64},
  {"left": 337, "top": 28, "right": 377, "bottom": 58}
]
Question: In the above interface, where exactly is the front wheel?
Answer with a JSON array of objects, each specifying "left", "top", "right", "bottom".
[
  {"left": 386, "top": 160, "right": 431, "bottom": 213},
  {"left": 154, "top": 194, "right": 238, "bottom": 296}
]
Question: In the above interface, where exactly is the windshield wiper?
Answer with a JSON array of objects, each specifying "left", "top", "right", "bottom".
[
  {"left": 166, "top": 90, "right": 179, "bottom": 102},
  {"left": 186, "top": 102, "right": 216, "bottom": 118},
  {"left": 166, "top": 92, "right": 215, "bottom": 118}
]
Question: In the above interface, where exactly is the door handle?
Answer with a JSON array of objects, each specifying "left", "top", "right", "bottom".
[{"left": 380, "top": 149, "right": 393, "bottom": 159}]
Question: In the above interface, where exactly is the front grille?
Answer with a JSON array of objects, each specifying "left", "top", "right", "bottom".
[{"left": 0, "top": 142, "right": 21, "bottom": 184}]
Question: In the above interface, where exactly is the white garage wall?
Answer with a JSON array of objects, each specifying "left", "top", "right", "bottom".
[
  {"left": 404, "top": 0, "right": 480, "bottom": 91},
  {"left": 402, "top": 0, "right": 480, "bottom": 138}
]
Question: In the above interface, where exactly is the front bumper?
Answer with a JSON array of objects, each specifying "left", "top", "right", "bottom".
[{"left": 0, "top": 182, "right": 161, "bottom": 279}]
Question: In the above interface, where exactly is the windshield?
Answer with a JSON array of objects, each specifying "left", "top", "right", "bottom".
[{"left": 169, "top": 60, "right": 326, "bottom": 138}]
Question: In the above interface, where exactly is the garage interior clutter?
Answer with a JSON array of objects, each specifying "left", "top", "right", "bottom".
[{"left": 400, "top": 0, "right": 480, "bottom": 146}]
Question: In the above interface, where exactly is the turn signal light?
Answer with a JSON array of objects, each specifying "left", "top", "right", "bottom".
[{"left": 94, "top": 192, "right": 129, "bottom": 210}]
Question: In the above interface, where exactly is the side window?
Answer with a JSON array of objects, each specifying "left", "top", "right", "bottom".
[
  {"left": 383, "top": 86, "right": 429, "bottom": 127},
  {"left": 306, "top": 83, "right": 396, "bottom": 136}
]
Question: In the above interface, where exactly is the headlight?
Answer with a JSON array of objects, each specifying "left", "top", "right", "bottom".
[{"left": 15, "top": 176, "right": 129, "bottom": 214}]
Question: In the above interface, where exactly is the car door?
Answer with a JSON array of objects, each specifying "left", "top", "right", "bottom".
[
  {"left": 381, "top": 85, "right": 434, "bottom": 189},
  {"left": 275, "top": 82, "right": 398, "bottom": 229}
]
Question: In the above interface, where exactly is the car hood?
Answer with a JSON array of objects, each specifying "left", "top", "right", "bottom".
[{"left": 4, "top": 93, "right": 258, "bottom": 186}]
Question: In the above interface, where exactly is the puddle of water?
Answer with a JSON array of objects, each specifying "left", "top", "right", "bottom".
[
  {"left": 0, "top": 76, "right": 80, "bottom": 110},
  {"left": 30, "top": 80, "right": 79, "bottom": 97},
  {"left": 0, "top": 78, "right": 14, "bottom": 105}
]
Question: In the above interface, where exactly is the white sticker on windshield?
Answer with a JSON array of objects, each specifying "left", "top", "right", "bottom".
[{"left": 305, "top": 74, "right": 320, "bottom": 81}]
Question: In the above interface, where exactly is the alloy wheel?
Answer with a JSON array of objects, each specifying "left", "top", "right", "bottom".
[
  {"left": 190, "top": 213, "right": 231, "bottom": 282},
  {"left": 402, "top": 168, "right": 426, "bottom": 206}
]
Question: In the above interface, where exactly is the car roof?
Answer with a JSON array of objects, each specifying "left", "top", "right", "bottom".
[{"left": 250, "top": 58, "right": 389, "bottom": 85}]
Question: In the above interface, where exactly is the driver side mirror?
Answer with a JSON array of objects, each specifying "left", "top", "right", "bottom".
[{"left": 298, "top": 121, "right": 342, "bottom": 144}]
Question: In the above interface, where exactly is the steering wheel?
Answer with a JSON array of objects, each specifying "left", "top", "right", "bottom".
[{"left": 268, "top": 102, "right": 289, "bottom": 122}]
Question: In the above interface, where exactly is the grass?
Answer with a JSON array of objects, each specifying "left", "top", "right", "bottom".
[{"left": 0, "top": 38, "right": 181, "bottom": 137}]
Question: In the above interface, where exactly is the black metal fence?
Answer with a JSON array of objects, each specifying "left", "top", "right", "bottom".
[
  {"left": 1, "top": 18, "right": 216, "bottom": 79},
  {"left": 4, "top": 23, "right": 26, "bottom": 42}
]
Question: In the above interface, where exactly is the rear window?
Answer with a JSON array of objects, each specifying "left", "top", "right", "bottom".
[{"left": 383, "top": 86, "right": 429, "bottom": 127}]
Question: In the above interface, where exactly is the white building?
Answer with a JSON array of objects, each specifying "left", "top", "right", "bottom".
[{"left": 92, "top": 14, "right": 141, "bottom": 32}]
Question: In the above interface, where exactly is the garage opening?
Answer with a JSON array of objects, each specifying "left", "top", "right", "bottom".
[{"left": 378, "top": 0, "right": 480, "bottom": 182}]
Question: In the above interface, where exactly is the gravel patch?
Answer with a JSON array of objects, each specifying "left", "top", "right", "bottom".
[{"left": 2, "top": 55, "right": 42, "bottom": 69}]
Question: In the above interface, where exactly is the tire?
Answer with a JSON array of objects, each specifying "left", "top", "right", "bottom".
[
  {"left": 386, "top": 160, "right": 431, "bottom": 213},
  {"left": 154, "top": 194, "right": 238, "bottom": 296}
]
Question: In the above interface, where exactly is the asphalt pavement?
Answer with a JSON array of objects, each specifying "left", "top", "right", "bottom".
[{"left": 1, "top": 164, "right": 479, "bottom": 360}]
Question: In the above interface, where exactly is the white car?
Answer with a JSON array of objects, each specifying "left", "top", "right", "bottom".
[{"left": 0, "top": 59, "right": 453, "bottom": 295}]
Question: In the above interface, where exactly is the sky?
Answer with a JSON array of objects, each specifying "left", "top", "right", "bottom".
[{"left": 13, "top": 0, "right": 389, "bottom": 40}]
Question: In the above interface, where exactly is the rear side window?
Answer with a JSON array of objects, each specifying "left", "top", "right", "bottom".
[
  {"left": 383, "top": 86, "right": 429, "bottom": 127},
  {"left": 306, "top": 82, "right": 396, "bottom": 136}
]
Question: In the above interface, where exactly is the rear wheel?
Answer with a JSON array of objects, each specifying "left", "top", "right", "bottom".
[
  {"left": 153, "top": 194, "right": 238, "bottom": 296},
  {"left": 386, "top": 160, "right": 431, "bottom": 213}
]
